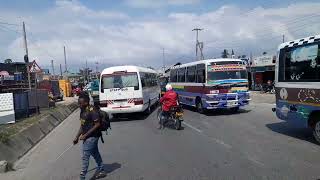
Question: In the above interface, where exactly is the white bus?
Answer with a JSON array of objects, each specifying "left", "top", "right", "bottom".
[
  {"left": 99, "top": 66, "right": 160, "bottom": 115},
  {"left": 273, "top": 34, "right": 320, "bottom": 143}
]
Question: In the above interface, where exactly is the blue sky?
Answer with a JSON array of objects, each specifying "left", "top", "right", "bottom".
[{"left": 0, "top": 0, "right": 319, "bottom": 72}]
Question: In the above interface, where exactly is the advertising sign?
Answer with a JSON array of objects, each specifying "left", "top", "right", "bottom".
[{"left": 253, "top": 55, "right": 276, "bottom": 67}]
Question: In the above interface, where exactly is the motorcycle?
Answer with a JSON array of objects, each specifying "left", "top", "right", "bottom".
[{"left": 157, "top": 105, "right": 184, "bottom": 130}]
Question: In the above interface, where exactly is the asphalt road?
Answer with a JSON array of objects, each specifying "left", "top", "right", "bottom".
[{"left": 1, "top": 97, "right": 320, "bottom": 180}]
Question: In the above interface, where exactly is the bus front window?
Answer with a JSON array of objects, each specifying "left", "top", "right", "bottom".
[
  {"left": 207, "top": 71, "right": 248, "bottom": 81},
  {"left": 102, "top": 73, "right": 139, "bottom": 90}
]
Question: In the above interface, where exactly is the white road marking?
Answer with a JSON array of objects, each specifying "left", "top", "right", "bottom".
[
  {"left": 210, "top": 138, "right": 232, "bottom": 149},
  {"left": 54, "top": 144, "right": 74, "bottom": 162},
  {"left": 182, "top": 121, "right": 232, "bottom": 149},
  {"left": 247, "top": 156, "right": 265, "bottom": 167},
  {"left": 182, "top": 122, "right": 203, "bottom": 133}
]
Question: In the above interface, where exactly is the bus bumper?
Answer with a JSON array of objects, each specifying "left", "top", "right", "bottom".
[
  {"left": 203, "top": 92, "right": 250, "bottom": 109},
  {"left": 100, "top": 104, "right": 146, "bottom": 114},
  {"left": 274, "top": 100, "right": 310, "bottom": 128}
]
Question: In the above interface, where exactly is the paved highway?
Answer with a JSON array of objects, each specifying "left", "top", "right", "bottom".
[{"left": 1, "top": 95, "right": 320, "bottom": 180}]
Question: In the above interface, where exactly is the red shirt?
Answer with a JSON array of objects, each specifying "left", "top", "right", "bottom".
[{"left": 160, "top": 90, "right": 178, "bottom": 111}]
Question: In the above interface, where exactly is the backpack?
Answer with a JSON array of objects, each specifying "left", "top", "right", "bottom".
[
  {"left": 98, "top": 109, "right": 111, "bottom": 143},
  {"left": 99, "top": 110, "right": 111, "bottom": 132}
]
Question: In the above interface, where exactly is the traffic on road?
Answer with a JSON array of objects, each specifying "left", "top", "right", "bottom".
[{"left": 0, "top": 1, "right": 320, "bottom": 180}]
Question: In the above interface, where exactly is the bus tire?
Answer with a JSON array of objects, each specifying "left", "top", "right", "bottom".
[
  {"left": 230, "top": 107, "right": 239, "bottom": 113},
  {"left": 312, "top": 117, "right": 320, "bottom": 144},
  {"left": 145, "top": 100, "right": 152, "bottom": 115},
  {"left": 196, "top": 98, "right": 205, "bottom": 114}
]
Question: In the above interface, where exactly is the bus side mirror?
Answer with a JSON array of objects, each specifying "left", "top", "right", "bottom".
[{"left": 202, "top": 83, "right": 205, "bottom": 88}]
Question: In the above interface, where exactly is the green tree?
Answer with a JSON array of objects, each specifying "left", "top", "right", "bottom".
[
  {"left": 221, "top": 49, "right": 229, "bottom": 58},
  {"left": 4, "top": 59, "right": 12, "bottom": 64}
]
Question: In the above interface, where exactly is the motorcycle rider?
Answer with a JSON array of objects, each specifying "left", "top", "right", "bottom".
[{"left": 159, "top": 84, "right": 178, "bottom": 129}]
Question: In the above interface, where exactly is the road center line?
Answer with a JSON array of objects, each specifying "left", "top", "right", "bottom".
[{"left": 182, "top": 122, "right": 203, "bottom": 133}]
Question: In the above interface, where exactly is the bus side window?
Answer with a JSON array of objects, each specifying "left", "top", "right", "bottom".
[
  {"left": 140, "top": 72, "right": 146, "bottom": 88},
  {"left": 196, "top": 64, "right": 205, "bottom": 83},
  {"left": 186, "top": 66, "right": 196, "bottom": 82},
  {"left": 170, "top": 69, "right": 177, "bottom": 82},
  {"left": 178, "top": 68, "right": 186, "bottom": 82}
]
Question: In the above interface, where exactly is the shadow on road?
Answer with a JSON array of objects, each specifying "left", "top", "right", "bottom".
[
  {"left": 266, "top": 122, "right": 319, "bottom": 145},
  {"left": 89, "top": 162, "right": 122, "bottom": 180},
  {"left": 111, "top": 104, "right": 159, "bottom": 122},
  {"left": 182, "top": 105, "right": 251, "bottom": 116}
]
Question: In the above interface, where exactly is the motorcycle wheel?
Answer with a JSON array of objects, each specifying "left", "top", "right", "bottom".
[{"left": 174, "top": 119, "right": 181, "bottom": 130}]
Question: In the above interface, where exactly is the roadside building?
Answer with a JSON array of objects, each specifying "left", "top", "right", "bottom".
[{"left": 248, "top": 55, "right": 276, "bottom": 90}]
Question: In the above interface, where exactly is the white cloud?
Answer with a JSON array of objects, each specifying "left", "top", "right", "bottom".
[
  {"left": 1, "top": 0, "right": 320, "bottom": 71},
  {"left": 125, "top": 0, "right": 201, "bottom": 8}
]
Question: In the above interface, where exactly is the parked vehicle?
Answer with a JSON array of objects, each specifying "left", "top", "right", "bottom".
[
  {"left": 99, "top": 66, "right": 160, "bottom": 115},
  {"left": 38, "top": 80, "right": 63, "bottom": 101},
  {"left": 273, "top": 34, "right": 320, "bottom": 144},
  {"left": 169, "top": 58, "right": 250, "bottom": 113}
]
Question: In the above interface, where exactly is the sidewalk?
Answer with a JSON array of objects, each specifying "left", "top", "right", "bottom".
[{"left": 250, "top": 91, "right": 275, "bottom": 104}]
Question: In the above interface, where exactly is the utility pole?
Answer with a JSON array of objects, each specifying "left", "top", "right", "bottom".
[
  {"left": 95, "top": 61, "right": 99, "bottom": 79},
  {"left": 23, "top": 22, "right": 31, "bottom": 89},
  {"left": 85, "top": 59, "right": 88, "bottom": 83},
  {"left": 282, "top": 35, "right": 285, "bottom": 43},
  {"left": 64, "top": 46, "right": 67, "bottom": 73},
  {"left": 51, "top": 60, "right": 55, "bottom": 76},
  {"left": 250, "top": 52, "right": 254, "bottom": 90},
  {"left": 162, "top": 48, "right": 165, "bottom": 71},
  {"left": 59, "top": 64, "right": 62, "bottom": 77},
  {"left": 192, "top": 28, "right": 203, "bottom": 60}
]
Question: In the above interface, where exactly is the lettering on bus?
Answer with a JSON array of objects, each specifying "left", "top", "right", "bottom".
[
  {"left": 110, "top": 88, "right": 129, "bottom": 92},
  {"left": 208, "top": 64, "right": 246, "bottom": 72}
]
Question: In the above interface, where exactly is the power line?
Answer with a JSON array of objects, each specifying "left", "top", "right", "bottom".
[
  {"left": 205, "top": 13, "right": 320, "bottom": 46},
  {"left": 0, "top": 21, "right": 19, "bottom": 26}
]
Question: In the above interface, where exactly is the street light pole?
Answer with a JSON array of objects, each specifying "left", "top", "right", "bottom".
[{"left": 192, "top": 28, "right": 203, "bottom": 60}]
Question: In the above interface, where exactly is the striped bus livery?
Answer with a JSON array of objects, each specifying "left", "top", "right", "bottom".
[{"left": 169, "top": 58, "right": 251, "bottom": 113}]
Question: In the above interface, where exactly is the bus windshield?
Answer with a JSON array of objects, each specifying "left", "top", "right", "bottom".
[
  {"left": 208, "top": 71, "right": 247, "bottom": 81},
  {"left": 279, "top": 42, "right": 320, "bottom": 82},
  {"left": 102, "top": 73, "right": 139, "bottom": 89}
]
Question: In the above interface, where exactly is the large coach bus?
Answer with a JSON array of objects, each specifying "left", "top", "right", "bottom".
[
  {"left": 169, "top": 58, "right": 250, "bottom": 113},
  {"left": 99, "top": 66, "right": 160, "bottom": 115},
  {"left": 273, "top": 34, "right": 320, "bottom": 143}
]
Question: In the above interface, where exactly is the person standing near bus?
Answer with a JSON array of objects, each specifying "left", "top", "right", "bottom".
[{"left": 73, "top": 92, "right": 106, "bottom": 180}]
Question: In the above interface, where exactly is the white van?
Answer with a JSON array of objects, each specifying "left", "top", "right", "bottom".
[{"left": 99, "top": 66, "right": 160, "bottom": 115}]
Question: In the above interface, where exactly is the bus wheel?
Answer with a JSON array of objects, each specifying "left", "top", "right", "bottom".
[
  {"left": 196, "top": 100, "right": 205, "bottom": 114},
  {"left": 313, "top": 119, "right": 320, "bottom": 144},
  {"left": 230, "top": 107, "right": 239, "bottom": 113},
  {"left": 146, "top": 100, "right": 152, "bottom": 114}
]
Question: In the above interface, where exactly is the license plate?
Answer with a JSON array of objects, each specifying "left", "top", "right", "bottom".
[
  {"left": 227, "top": 102, "right": 238, "bottom": 107},
  {"left": 176, "top": 112, "right": 183, "bottom": 116}
]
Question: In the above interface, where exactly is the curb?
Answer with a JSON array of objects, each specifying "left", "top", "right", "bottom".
[{"left": 0, "top": 102, "right": 78, "bottom": 166}]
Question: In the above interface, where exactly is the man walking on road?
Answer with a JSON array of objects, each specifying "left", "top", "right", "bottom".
[{"left": 73, "top": 92, "right": 106, "bottom": 180}]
